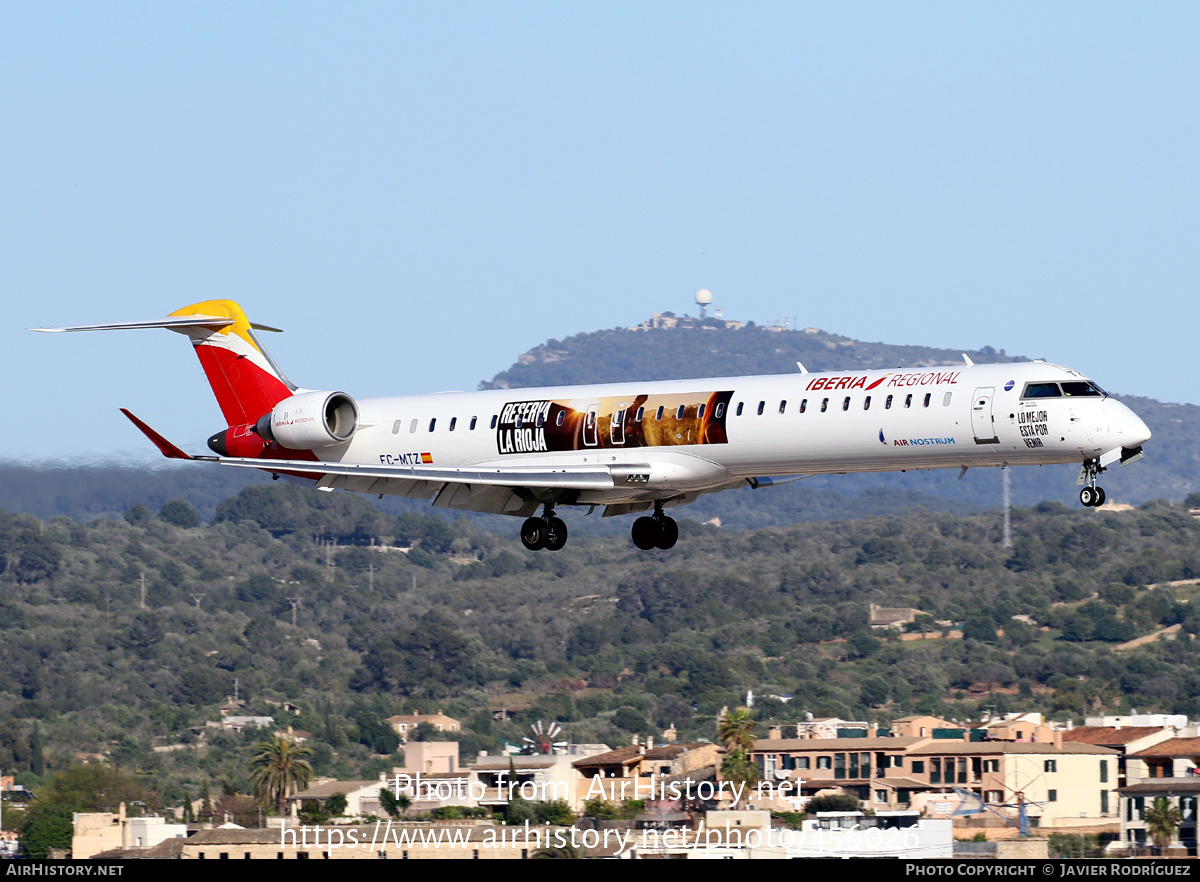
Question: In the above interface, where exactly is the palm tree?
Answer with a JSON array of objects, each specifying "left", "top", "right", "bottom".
[
  {"left": 720, "top": 748, "right": 759, "bottom": 809},
  {"left": 249, "top": 735, "right": 315, "bottom": 816},
  {"left": 717, "top": 707, "right": 756, "bottom": 752},
  {"left": 1144, "top": 797, "right": 1183, "bottom": 854}
]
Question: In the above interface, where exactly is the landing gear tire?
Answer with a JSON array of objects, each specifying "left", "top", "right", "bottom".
[
  {"left": 632, "top": 517, "right": 659, "bottom": 550},
  {"left": 655, "top": 517, "right": 679, "bottom": 550},
  {"left": 1080, "top": 487, "right": 1096, "bottom": 507},
  {"left": 521, "top": 517, "right": 547, "bottom": 550},
  {"left": 544, "top": 517, "right": 568, "bottom": 551},
  {"left": 1093, "top": 487, "right": 1106, "bottom": 506}
]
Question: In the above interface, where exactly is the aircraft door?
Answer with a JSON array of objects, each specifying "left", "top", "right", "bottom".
[
  {"left": 583, "top": 404, "right": 599, "bottom": 447},
  {"left": 972, "top": 387, "right": 999, "bottom": 444},
  {"left": 610, "top": 403, "right": 629, "bottom": 446}
]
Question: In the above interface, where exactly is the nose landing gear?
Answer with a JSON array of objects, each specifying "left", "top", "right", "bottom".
[
  {"left": 1078, "top": 460, "right": 1107, "bottom": 507},
  {"left": 631, "top": 503, "right": 678, "bottom": 550},
  {"left": 521, "top": 504, "right": 568, "bottom": 551}
]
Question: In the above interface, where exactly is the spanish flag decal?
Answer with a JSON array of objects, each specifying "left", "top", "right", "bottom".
[{"left": 421, "top": 452, "right": 434, "bottom": 464}]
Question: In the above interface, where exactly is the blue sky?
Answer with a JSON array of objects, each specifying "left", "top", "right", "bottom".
[{"left": 3, "top": 3, "right": 1196, "bottom": 461}]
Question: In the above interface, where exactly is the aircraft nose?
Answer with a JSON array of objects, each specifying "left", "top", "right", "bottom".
[{"left": 1118, "top": 405, "right": 1151, "bottom": 449}]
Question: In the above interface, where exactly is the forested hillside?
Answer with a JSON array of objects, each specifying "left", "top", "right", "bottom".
[{"left": 2, "top": 484, "right": 1200, "bottom": 812}]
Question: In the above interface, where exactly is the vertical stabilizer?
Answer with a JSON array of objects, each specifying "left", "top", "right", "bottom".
[{"left": 167, "top": 300, "right": 295, "bottom": 426}]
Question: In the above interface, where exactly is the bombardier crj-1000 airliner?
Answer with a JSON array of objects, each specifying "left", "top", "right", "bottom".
[{"left": 36, "top": 300, "right": 1152, "bottom": 551}]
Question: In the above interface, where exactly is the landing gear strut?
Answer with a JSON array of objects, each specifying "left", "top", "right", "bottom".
[
  {"left": 631, "top": 503, "right": 678, "bottom": 550},
  {"left": 1078, "top": 460, "right": 1107, "bottom": 508},
  {"left": 521, "top": 504, "right": 568, "bottom": 551}
]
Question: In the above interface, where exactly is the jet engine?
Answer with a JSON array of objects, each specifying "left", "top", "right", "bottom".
[{"left": 253, "top": 390, "right": 359, "bottom": 450}]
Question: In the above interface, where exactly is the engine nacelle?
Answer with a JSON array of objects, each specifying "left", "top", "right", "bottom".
[{"left": 254, "top": 390, "right": 359, "bottom": 450}]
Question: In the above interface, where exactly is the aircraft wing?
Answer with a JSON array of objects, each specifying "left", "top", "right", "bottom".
[
  {"left": 198, "top": 455, "right": 626, "bottom": 517},
  {"left": 118, "top": 408, "right": 625, "bottom": 517},
  {"left": 196, "top": 454, "right": 619, "bottom": 491}
]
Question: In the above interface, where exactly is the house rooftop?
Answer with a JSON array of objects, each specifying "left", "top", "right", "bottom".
[
  {"left": 1129, "top": 737, "right": 1200, "bottom": 758},
  {"left": 1062, "top": 726, "right": 1165, "bottom": 746},
  {"left": 907, "top": 742, "right": 1118, "bottom": 756},
  {"left": 572, "top": 742, "right": 710, "bottom": 768},
  {"left": 752, "top": 737, "right": 927, "bottom": 751}
]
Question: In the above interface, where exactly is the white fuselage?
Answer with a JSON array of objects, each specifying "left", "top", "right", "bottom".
[{"left": 320, "top": 360, "right": 1151, "bottom": 512}]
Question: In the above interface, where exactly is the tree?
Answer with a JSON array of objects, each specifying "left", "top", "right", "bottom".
[
  {"left": 159, "top": 499, "right": 200, "bottom": 528},
  {"left": 325, "top": 792, "right": 347, "bottom": 817},
  {"left": 720, "top": 749, "right": 759, "bottom": 809},
  {"left": 19, "top": 766, "right": 153, "bottom": 858},
  {"left": 804, "top": 793, "right": 860, "bottom": 813},
  {"left": 249, "top": 735, "right": 314, "bottom": 816},
  {"left": 379, "top": 788, "right": 411, "bottom": 819},
  {"left": 1144, "top": 797, "right": 1183, "bottom": 853},
  {"left": 717, "top": 707, "right": 756, "bottom": 752}
]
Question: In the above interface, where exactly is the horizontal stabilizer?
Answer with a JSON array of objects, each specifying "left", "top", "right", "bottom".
[
  {"left": 120, "top": 409, "right": 192, "bottom": 460},
  {"left": 31, "top": 316, "right": 282, "bottom": 333}
]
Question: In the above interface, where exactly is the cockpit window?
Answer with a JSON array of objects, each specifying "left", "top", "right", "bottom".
[
  {"left": 1061, "top": 382, "right": 1105, "bottom": 398},
  {"left": 1022, "top": 383, "right": 1061, "bottom": 399}
]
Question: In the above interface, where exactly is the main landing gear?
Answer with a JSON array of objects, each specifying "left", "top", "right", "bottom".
[
  {"left": 631, "top": 504, "right": 678, "bottom": 550},
  {"left": 521, "top": 504, "right": 568, "bottom": 551},
  {"left": 1079, "top": 459, "right": 1107, "bottom": 508}
]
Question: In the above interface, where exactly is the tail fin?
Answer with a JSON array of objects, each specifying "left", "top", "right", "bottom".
[
  {"left": 166, "top": 300, "right": 296, "bottom": 426},
  {"left": 33, "top": 299, "right": 296, "bottom": 426}
]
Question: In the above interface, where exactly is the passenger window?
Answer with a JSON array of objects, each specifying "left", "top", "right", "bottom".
[
  {"left": 757, "top": 401, "right": 765, "bottom": 416},
  {"left": 536, "top": 413, "right": 545, "bottom": 428},
  {"left": 556, "top": 411, "right": 565, "bottom": 426},
  {"left": 779, "top": 400, "right": 787, "bottom": 414},
  {"left": 392, "top": 420, "right": 402, "bottom": 434},
  {"left": 864, "top": 396, "right": 871, "bottom": 411},
  {"left": 885, "top": 395, "right": 893, "bottom": 409},
  {"left": 923, "top": 393, "right": 931, "bottom": 408},
  {"left": 635, "top": 406, "right": 644, "bottom": 422},
  {"left": 842, "top": 397, "right": 850, "bottom": 411},
  {"left": 821, "top": 398, "right": 829, "bottom": 412},
  {"left": 586, "top": 411, "right": 595, "bottom": 427},
  {"left": 657, "top": 406, "right": 665, "bottom": 420},
  {"left": 515, "top": 415, "right": 523, "bottom": 428},
  {"left": 736, "top": 403, "right": 744, "bottom": 417},
  {"left": 799, "top": 399, "right": 807, "bottom": 414},
  {"left": 677, "top": 405, "right": 686, "bottom": 420},
  {"left": 715, "top": 403, "right": 725, "bottom": 419},
  {"left": 698, "top": 403, "right": 706, "bottom": 419},
  {"left": 449, "top": 417, "right": 457, "bottom": 431},
  {"left": 943, "top": 392, "right": 952, "bottom": 407},
  {"left": 613, "top": 410, "right": 623, "bottom": 427},
  {"left": 428, "top": 418, "right": 436, "bottom": 432},
  {"left": 410, "top": 419, "right": 418, "bottom": 433},
  {"left": 904, "top": 394, "right": 912, "bottom": 409},
  {"left": 490, "top": 415, "right": 498, "bottom": 429},
  {"left": 470, "top": 416, "right": 477, "bottom": 430}
]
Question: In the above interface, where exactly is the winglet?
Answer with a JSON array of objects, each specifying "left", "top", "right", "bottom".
[{"left": 120, "top": 409, "right": 192, "bottom": 460}]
